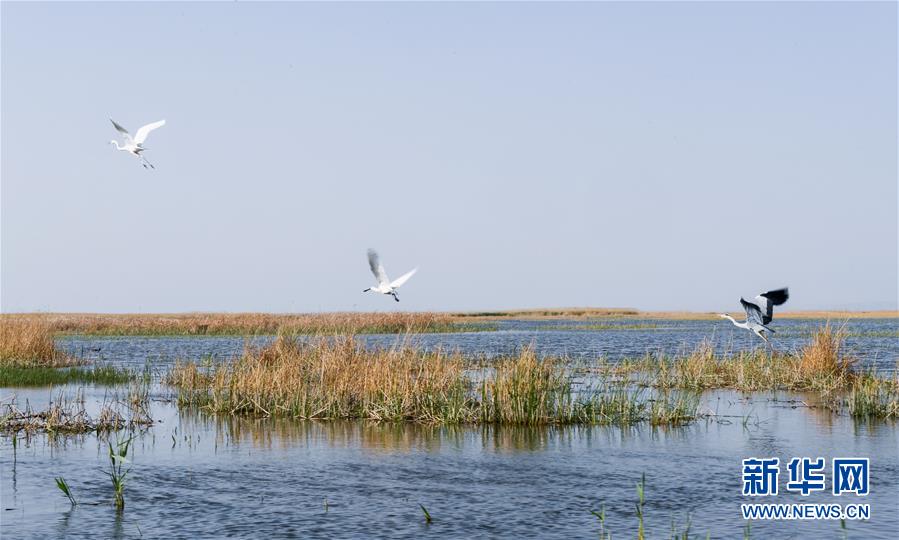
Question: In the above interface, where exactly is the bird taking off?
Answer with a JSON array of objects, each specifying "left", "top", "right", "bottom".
[
  {"left": 363, "top": 249, "right": 417, "bottom": 302},
  {"left": 109, "top": 119, "right": 166, "bottom": 169},
  {"left": 718, "top": 288, "right": 789, "bottom": 342}
]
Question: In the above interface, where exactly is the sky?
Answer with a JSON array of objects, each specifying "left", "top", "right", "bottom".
[{"left": 1, "top": 2, "right": 896, "bottom": 313}]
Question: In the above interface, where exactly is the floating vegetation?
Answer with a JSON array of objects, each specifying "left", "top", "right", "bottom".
[
  {"left": 0, "top": 389, "right": 153, "bottom": 435},
  {"left": 1, "top": 312, "right": 490, "bottom": 337},
  {"left": 0, "top": 364, "right": 134, "bottom": 386},
  {"left": 168, "top": 337, "right": 701, "bottom": 426}
]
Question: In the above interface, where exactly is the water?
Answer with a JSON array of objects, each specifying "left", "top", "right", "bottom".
[
  {"left": 2, "top": 319, "right": 898, "bottom": 538},
  {"left": 57, "top": 318, "right": 899, "bottom": 373}
]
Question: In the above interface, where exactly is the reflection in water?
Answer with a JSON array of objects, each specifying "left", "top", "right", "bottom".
[{"left": 1, "top": 393, "right": 897, "bottom": 539}]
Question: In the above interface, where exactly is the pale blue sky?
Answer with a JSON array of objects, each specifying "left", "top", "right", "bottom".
[{"left": 2, "top": 2, "right": 896, "bottom": 313}]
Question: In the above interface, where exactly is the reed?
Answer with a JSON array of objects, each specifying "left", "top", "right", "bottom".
[
  {"left": 106, "top": 435, "right": 133, "bottom": 511},
  {"left": 0, "top": 390, "right": 154, "bottom": 435},
  {"left": 0, "top": 318, "right": 75, "bottom": 367},
  {"left": 168, "top": 337, "right": 700, "bottom": 426},
  {"left": 619, "top": 325, "right": 898, "bottom": 419},
  {"left": 55, "top": 476, "right": 77, "bottom": 505},
  {"left": 419, "top": 504, "right": 432, "bottom": 524},
  {"left": 844, "top": 371, "right": 899, "bottom": 419},
  {"left": 2, "top": 312, "right": 482, "bottom": 336},
  {"left": 636, "top": 472, "right": 646, "bottom": 540},
  {"left": 631, "top": 325, "right": 860, "bottom": 392}
]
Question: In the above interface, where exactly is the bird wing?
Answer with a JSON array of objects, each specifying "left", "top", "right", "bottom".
[
  {"left": 110, "top": 119, "right": 133, "bottom": 144},
  {"left": 367, "top": 249, "right": 390, "bottom": 286},
  {"left": 740, "top": 298, "right": 764, "bottom": 326},
  {"left": 755, "top": 288, "right": 789, "bottom": 325},
  {"left": 133, "top": 120, "right": 166, "bottom": 145},
  {"left": 390, "top": 268, "right": 417, "bottom": 289}
]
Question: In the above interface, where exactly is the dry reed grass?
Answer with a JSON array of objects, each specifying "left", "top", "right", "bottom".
[
  {"left": 628, "top": 324, "right": 859, "bottom": 392},
  {"left": 618, "top": 324, "right": 898, "bottom": 418},
  {"left": 0, "top": 393, "right": 153, "bottom": 434},
  {"left": 0, "top": 318, "right": 76, "bottom": 367},
  {"left": 168, "top": 337, "right": 699, "bottom": 426},
  {"left": 2, "top": 312, "right": 468, "bottom": 336}
]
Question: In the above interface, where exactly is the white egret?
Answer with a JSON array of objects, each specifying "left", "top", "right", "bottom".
[
  {"left": 109, "top": 119, "right": 166, "bottom": 169},
  {"left": 718, "top": 287, "right": 789, "bottom": 342},
  {"left": 363, "top": 249, "right": 417, "bottom": 302}
]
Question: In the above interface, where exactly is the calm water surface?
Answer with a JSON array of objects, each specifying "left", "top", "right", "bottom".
[{"left": 2, "top": 319, "right": 897, "bottom": 538}]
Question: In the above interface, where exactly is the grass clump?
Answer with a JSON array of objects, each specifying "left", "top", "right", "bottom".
[
  {"left": 170, "top": 336, "right": 473, "bottom": 423},
  {"left": 0, "top": 364, "right": 134, "bottom": 386},
  {"left": 1, "top": 387, "right": 153, "bottom": 435},
  {"left": 0, "top": 318, "right": 75, "bottom": 367},
  {"left": 844, "top": 372, "right": 899, "bottom": 419},
  {"left": 168, "top": 337, "right": 700, "bottom": 426},
  {"left": 619, "top": 324, "right": 898, "bottom": 419}
]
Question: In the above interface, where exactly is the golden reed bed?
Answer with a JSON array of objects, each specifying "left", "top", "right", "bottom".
[{"left": 1, "top": 312, "right": 459, "bottom": 337}]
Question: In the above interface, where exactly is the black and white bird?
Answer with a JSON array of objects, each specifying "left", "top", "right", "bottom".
[
  {"left": 363, "top": 249, "right": 417, "bottom": 302},
  {"left": 109, "top": 118, "right": 166, "bottom": 169},
  {"left": 718, "top": 288, "right": 789, "bottom": 342}
]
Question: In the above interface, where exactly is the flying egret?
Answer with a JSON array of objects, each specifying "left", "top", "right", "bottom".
[
  {"left": 363, "top": 249, "right": 417, "bottom": 302},
  {"left": 718, "top": 287, "right": 789, "bottom": 342},
  {"left": 109, "top": 119, "right": 166, "bottom": 169}
]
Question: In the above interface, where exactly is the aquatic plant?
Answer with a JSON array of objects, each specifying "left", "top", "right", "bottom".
[
  {"left": 0, "top": 318, "right": 75, "bottom": 367},
  {"left": 0, "top": 390, "right": 153, "bottom": 435},
  {"left": 844, "top": 370, "right": 899, "bottom": 419},
  {"left": 590, "top": 505, "right": 610, "bottom": 540},
  {"left": 106, "top": 435, "right": 133, "bottom": 511},
  {"left": 419, "top": 504, "right": 432, "bottom": 524},
  {"left": 55, "top": 476, "right": 77, "bottom": 505},
  {"left": 0, "top": 364, "right": 134, "bottom": 386},
  {"left": 636, "top": 472, "right": 646, "bottom": 540},
  {"left": 168, "top": 337, "right": 700, "bottom": 426},
  {"left": 613, "top": 325, "right": 898, "bottom": 417},
  {"left": 593, "top": 473, "right": 709, "bottom": 539}
]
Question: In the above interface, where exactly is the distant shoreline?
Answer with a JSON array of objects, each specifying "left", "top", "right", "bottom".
[
  {"left": 3, "top": 309, "right": 896, "bottom": 321},
  {"left": 450, "top": 308, "right": 899, "bottom": 320}
]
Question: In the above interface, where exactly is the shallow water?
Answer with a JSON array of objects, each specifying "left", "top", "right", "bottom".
[{"left": 2, "top": 319, "right": 898, "bottom": 538}]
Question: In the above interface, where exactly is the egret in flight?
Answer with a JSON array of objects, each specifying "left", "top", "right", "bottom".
[
  {"left": 363, "top": 249, "right": 417, "bottom": 302},
  {"left": 109, "top": 119, "right": 166, "bottom": 169},
  {"left": 718, "top": 288, "right": 789, "bottom": 342}
]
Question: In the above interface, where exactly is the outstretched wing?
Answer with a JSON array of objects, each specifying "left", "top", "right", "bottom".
[
  {"left": 110, "top": 119, "right": 133, "bottom": 143},
  {"left": 133, "top": 120, "right": 166, "bottom": 145},
  {"left": 367, "top": 249, "right": 390, "bottom": 286},
  {"left": 740, "top": 298, "right": 764, "bottom": 326},
  {"left": 390, "top": 267, "right": 417, "bottom": 289},
  {"left": 755, "top": 287, "right": 789, "bottom": 325}
]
